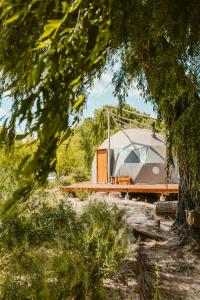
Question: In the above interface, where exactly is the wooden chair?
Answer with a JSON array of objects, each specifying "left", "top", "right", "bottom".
[{"left": 117, "top": 176, "right": 132, "bottom": 185}]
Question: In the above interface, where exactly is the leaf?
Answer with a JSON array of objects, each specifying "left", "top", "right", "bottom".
[
  {"left": 69, "top": 0, "right": 82, "bottom": 13},
  {"left": 39, "top": 20, "right": 62, "bottom": 41},
  {"left": 33, "top": 39, "right": 52, "bottom": 50},
  {"left": 3, "top": 185, "right": 32, "bottom": 215},
  {"left": 60, "top": 27, "right": 73, "bottom": 35},
  {"left": 62, "top": 1, "right": 69, "bottom": 12},
  {"left": 1, "top": 5, "right": 12, "bottom": 18},
  {"left": 4, "top": 13, "right": 21, "bottom": 25},
  {"left": 16, "top": 133, "right": 28, "bottom": 141},
  {"left": 47, "top": 19, "right": 62, "bottom": 27},
  {"left": 70, "top": 75, "right": 82, "bottom": 87},
  {"left": 72, "top": 95, "right": 85, "bottom": 110},
  {"left": 27, "top": 62, "right": 43, "bottom": 88},
  {"left": 39, "top": 26, "right": 56, "bottom": 41},
  {"left": 32, "top": 62, "right": 43, "bottom": 84},
  {"left": 18, "top": 154, "right": 32, "bottom": 172}
]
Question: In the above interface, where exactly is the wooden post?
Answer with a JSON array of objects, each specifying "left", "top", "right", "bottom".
[{"left": 107, "top": 107, "right": 111, "bottom": 183}]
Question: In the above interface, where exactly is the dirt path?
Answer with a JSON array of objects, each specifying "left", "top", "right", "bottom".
[{"left": 61, "top": 191, "right": 200, "bottom": 299}]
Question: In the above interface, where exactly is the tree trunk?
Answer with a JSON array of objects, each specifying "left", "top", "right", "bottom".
[
  {"left": 174, "top": 161, "right": 200, "bottom": 237},
  {"left": 141, "top": 39, "right": 200, "bottom": 238},
  {"left": 116, "top": 24, "right": 200, "bottom": 239}
]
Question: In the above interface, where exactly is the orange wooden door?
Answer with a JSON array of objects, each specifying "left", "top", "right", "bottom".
[{"left": 96, "top": 149, "right": 108, "bottom": 183}]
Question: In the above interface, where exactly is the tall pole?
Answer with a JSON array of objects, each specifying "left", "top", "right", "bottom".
[{"left": 107, "top": 106, "right": 111, "bottom": 183}]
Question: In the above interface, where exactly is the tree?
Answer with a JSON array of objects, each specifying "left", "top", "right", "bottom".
[
  {"left": 110, "top": 1, "right": 200, "bottom": 235},
  {"left": 0, "top": 0, "right": 111, "bottom": 212},
  {"left": 1, "top": 0, "right": 200, "bottom": 236}
]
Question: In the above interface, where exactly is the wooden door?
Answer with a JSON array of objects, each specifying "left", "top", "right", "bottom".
[{"left": 96, "top": 149, "right": 108, "bottom": 183}]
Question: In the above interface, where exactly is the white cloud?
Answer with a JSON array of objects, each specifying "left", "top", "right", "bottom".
[
  {"left": 0, "top": 107, "right": 10, "bottom": 119},
  {"left": 128, "top": 87, "right": 141, "bottom": 99},
  {"left": 89, "top": 70, "right": 144, "bottom": 100},
  {"left": 89, "top": 70, "right": 113, "bottom": 96},
  {"left": 101, "top": 72, "right": 113, "bottom": 83},
  {"left": 127, "top": 81, "right": 142, "bottom": 99},
  {"left": 89, "top": 81, "right": 107, "bottom": 96}
]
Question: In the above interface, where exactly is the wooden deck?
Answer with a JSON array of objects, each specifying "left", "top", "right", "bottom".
[{"left": 60, "top": 181, "right": 179, "bottom": 194}]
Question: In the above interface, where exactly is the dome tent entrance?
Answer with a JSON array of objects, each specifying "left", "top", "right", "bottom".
[{"left": 91, "top": 128, "right": 179, "bottom": 184}]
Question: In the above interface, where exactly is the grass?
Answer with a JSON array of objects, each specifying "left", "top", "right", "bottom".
[
  {"left": 0, "top": 194, "right": 128, "bottom": 300},
  {"left": 152, "top": 245, "right": 162, "bottom": 300},
  {"left": 74, "top": 189, "right": 91, "bottom": 201}
]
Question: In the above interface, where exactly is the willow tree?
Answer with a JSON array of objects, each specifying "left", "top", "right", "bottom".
[
  {"left": 0, "top": 0, "right": 111, "bottom": 212},
  {"left": 1, "top": 0, "right": 200, "bottom": 235},
  {"left": 110, "top": 1, "right": 200, "bottom": 235}
]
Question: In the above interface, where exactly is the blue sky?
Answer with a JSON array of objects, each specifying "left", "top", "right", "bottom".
[
  {"left": 84, "top": 69, "right": 155, "bottom": 118},
  {"left": 0, "top": 69, "right": 156, "bottom": 124}
]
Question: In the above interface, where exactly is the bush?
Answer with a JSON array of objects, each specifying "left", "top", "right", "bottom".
[
  {"left": 74, "top": 189, "right": 90, "bottom": 201},
  {"left": 72, "top": 168, "right": 89, "bottom": 183},
  {"left": 46, "top": 168, "right": 89, "bottom": 190},
  {"left": 0, "top": 200, "right": 128, "bottom": 299}
]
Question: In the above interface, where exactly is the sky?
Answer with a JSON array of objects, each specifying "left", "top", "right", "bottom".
[
  {"left": 0, "top": 69, "right": 156, "bottom": 126},
  {"left": 83, "top": 69, "right": 156, "bottom": 118}
]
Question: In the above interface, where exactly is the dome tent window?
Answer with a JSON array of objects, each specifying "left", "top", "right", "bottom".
[{"left": 124, "top": 150, "right": 140, "bottom": 163}]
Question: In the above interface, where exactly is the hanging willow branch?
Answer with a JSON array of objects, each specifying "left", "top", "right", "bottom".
[{"left": 1, "top": 0, "right": 200, "bottom": 225}]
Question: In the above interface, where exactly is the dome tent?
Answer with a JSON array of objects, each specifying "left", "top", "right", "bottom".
[{"left": 91, "top": 128, "right": 179, "bottom": 184}]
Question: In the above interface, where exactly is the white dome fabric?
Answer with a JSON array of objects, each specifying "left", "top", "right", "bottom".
[
  {"left": 100, "top": 128, "right": 165, "bottom": 151},
  {"left": 91, "top": 128, "right": 179, "bottom": 184}
]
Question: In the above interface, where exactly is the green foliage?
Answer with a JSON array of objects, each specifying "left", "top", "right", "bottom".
[
  {"left": 0, "top": 141, "right": 37, "bottom": 203},
  {"left": 1, "top": 0, "right": 200, "bottom": 219},
  {"left": 109, "top": 1, "right": 200, "bottom": 216},
  {"left": 74, "top": 189, "right": 90, "bottom": 201},
  {"left": 56, "top": 132, "right": 88, "bottom": 178},
  {"left": 0, "top": 0, "right": 112, "bottom": 212},
  {"left": 0, "top": 198, "right": 128, "bottom": 299},
  {"left": 152, "top": 261, "right": 161, "bottom": 300}
]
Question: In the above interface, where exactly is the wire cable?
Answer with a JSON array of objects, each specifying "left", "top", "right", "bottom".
[
  {"left": 108, "top": 105, "right": 157, "bottom": 121},
  {"left": 111, "top": 112, "right": 152, "bottom": 129}
]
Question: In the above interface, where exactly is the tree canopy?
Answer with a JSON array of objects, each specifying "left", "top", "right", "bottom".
[{"left": 1, "top": 0, "right": 200, "bottom": 229}]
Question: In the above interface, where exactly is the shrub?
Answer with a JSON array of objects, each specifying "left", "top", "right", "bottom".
[
  {"left": 72, "top": 168, "right": 89, "bottom": 183},
  {"left": 46, "top": 168, "right": 89, "bottom": 190},
  {"left": 0, "top": 200, "right": 128, "bottom": 299},
  {"left": 74, "top": 189, "right": 90, "bottom": 201}
]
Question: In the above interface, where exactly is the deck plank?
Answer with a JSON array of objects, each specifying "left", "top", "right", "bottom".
[{"left": 60, "top": 182, "right": 179, "bottom": 194}]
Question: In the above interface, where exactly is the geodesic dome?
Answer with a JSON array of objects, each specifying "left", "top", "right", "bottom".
[{"left": 91, "top": 128, "right": 179, "bottom": 184}]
